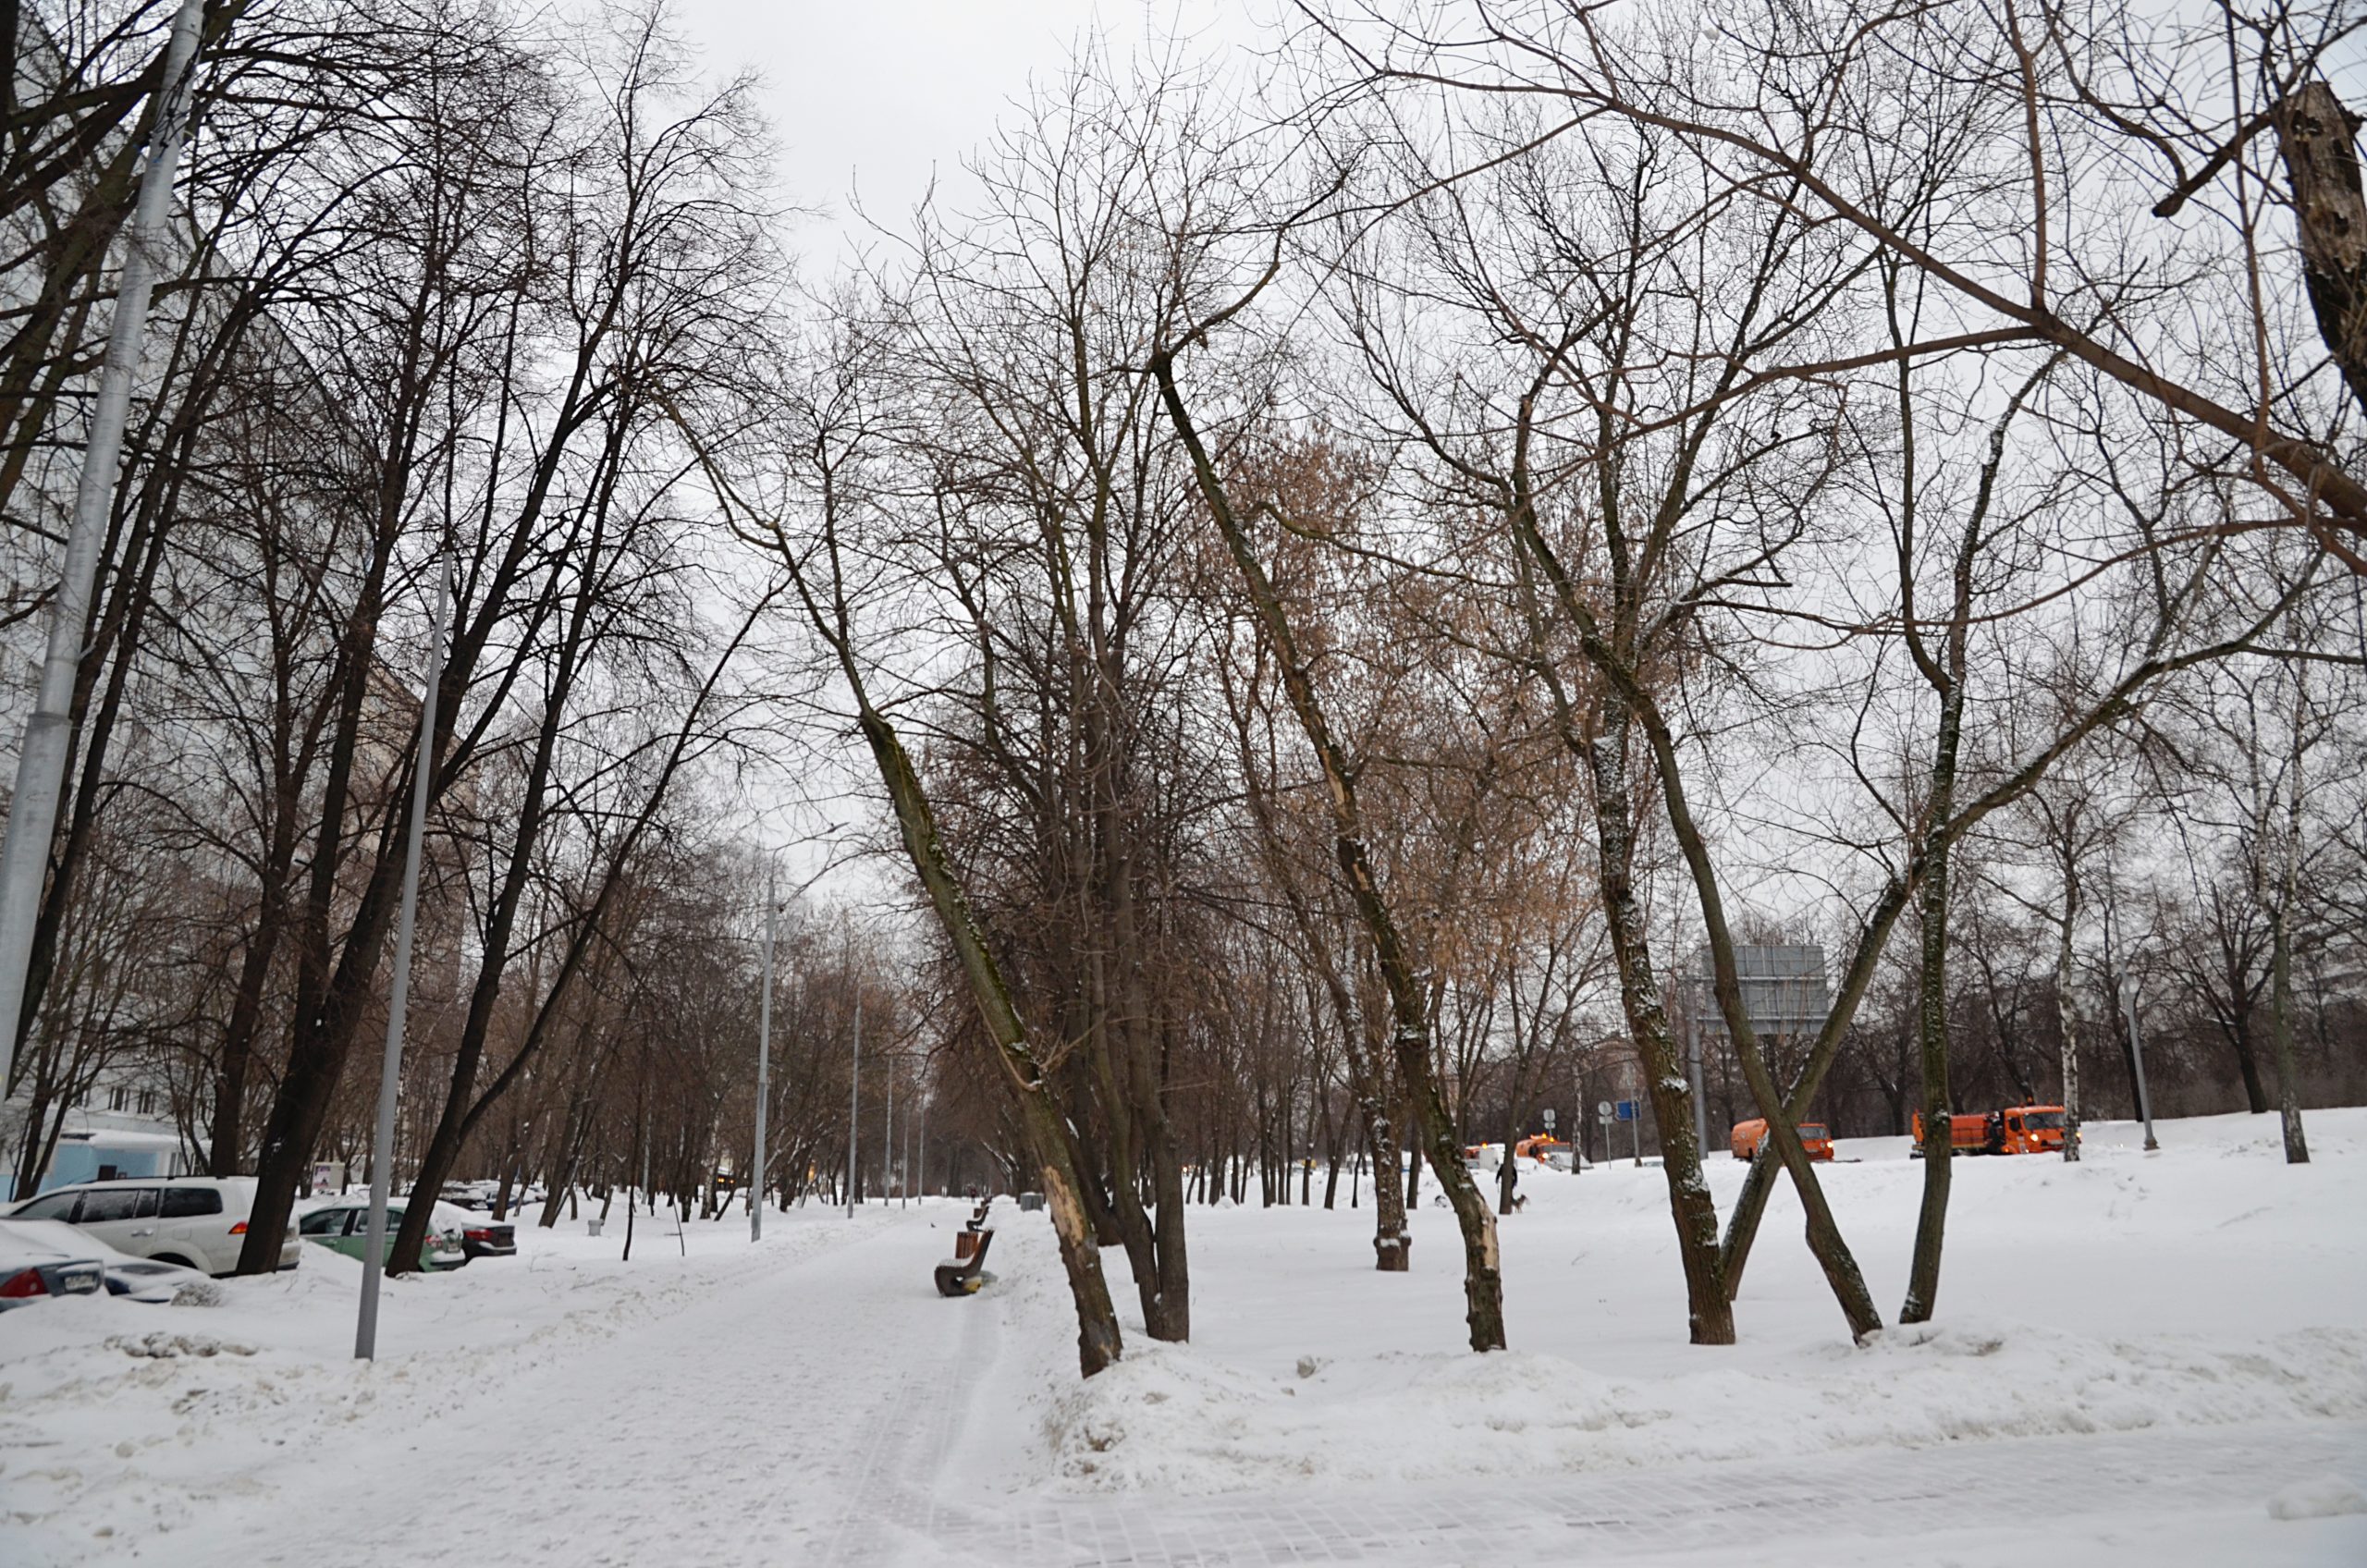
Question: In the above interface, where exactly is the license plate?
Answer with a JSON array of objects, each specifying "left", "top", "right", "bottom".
[{"left": 57, "top": 1264, "right": 103, "bottom": 1295}]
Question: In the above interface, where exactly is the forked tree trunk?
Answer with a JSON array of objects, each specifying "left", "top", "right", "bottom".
[
  {"left": 1694, "top": 867, "right": 1911, "bottom": 1302},
  {"left": 1154, "top": 356, "right": 1503, "bottom": 1351},
  {"left": 1586, "top": 702, "right": 1734, "bottom": 1345},
  {"left": 1615, "top": 676, "right": 1881, "bottom": 1341}
]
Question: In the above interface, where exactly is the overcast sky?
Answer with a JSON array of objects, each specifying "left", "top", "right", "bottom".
[
  {"left": 668, "top": 2, "right": 1271, "bottom": 258},
  {"left": 651, "top": 6, "right": 1283, "bottom": 879}
]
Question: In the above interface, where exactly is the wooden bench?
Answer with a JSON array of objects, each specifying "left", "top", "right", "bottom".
[{"left": 936, "top": 1227, "right": 994, "bottom": 1296}]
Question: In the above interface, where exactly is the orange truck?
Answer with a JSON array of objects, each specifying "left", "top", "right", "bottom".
[
  {"left": 1909, "top": 1105, "right": 2067, "bottom": 1157},
  {"left": 1730, "top": 1119, "right": 1835, "bottom": 1161}
]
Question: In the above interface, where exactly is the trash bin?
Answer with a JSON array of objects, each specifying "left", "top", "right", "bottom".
[
  {"left": 1017, "top": 1192, "right": 1045, "bottom": 1212},
  {"left": 586, "top": 1218, "right": 605, "bottom": 1237}
]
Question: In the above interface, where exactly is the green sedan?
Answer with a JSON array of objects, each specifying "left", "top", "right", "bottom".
[{"left": 296, "top": 1200, "right": 469, "bottom": 1269}]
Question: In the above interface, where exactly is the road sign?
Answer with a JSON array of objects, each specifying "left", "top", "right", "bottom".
[
  {"left": 1596, "top": 1099, "right": 1613, "bottom": 1120},
  {"left": 1542, "top": 1108, "right": 1556, "bottom": 1130},
  {"left": 1614, "top": 1099, "right": 1638, "bottom": 1122}
]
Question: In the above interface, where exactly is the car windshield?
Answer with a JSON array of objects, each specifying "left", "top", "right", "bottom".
[
  {"left": 1799, "top": 1124, "right": 1829, "bottom": 1140},
  {"left": 2022, "top": 1110, "right": 2066, "bottom": 1129}
]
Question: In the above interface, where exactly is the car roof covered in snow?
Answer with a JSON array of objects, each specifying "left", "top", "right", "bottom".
[{"left": 0, "top": 1217, "right": 139, "bottom": 1267}]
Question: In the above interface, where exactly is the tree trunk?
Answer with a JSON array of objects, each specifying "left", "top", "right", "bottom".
[
  {"left": 2053, "top": 864, "right": 2083, "bottom": 1164},
  {"left": 2269, "top": 906, "right": 2312, "bottom": 1165},
  {"left": 1153, "top": 354, "right": 1502, "bottom": 1350},
  {"left": 2275, "top": 80, "right": 2367, "bottom": 418},
  {"left": 1713, "top": 876, "right": 1912, "bottom": 1297},
  {"left": 1586, "top": 702, "right": 1735, "bottom": 1345},
  {"left": 1617, "top": 674, "right": 1882, "bottom": 1341},
  {"left": 2226, "top": 1008, "right": 2270, "bottom": 1115},
  {"left": 1902, "top": 815, "right": 1956, "bottom": 1324},
  {"left": 856, "top": 706, "right": 1122, "bottom": 1374}
]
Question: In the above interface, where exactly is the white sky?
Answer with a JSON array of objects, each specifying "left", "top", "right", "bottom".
[{"left": 668, "top": 1, "right": 1272, "bottom": 258}]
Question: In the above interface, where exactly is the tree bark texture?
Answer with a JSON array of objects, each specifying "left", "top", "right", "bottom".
[{"left": 2275, "top": 81, "right": 2367, "bottom": 419}]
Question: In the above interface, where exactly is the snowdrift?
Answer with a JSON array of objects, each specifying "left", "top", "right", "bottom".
[{"left": 1044, "top": 1321, "right": 2367, "bottom": 1493}]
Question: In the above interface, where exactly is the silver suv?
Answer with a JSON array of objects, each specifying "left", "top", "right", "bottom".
[{"left": 6, "top": 1177, "right": 301, "bottom": 1276}]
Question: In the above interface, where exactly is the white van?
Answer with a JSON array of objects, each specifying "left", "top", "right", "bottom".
[{"left": 6, "top": 1177, "right": 300, "bottom": 1275}]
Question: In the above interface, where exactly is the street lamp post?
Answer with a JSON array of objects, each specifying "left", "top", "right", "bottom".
[
  {"left": 1686, "top": 1007, "right": 1708, "bottom": 1155},
  {"left": 751, "top": 864, "right": 776, "bottom": 1241},
  {"left": 845, "top": 998, "right": 862, "bottom": 1217},
  {"left": 356, "top": 560, "right": 450, "bottom": 1362},
  {"left": 2124, "top": 973, "right": 2160, "bottom": 1152},
  {"left": 0, "top": 0, "right": 210, "bottom": 1102},
  {"left": 2104, "top": 852, "right": 2162, "bottom": 1154}
]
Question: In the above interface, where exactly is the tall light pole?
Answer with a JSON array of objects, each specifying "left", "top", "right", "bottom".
[
  {"left": 2124, "top": 972, "right": 2160, "bottom": 1152},
  {"left": 845, "top": 997, "right": 862, "bottom": 1216},
  {"left": 1686, "top": 1006, "right": 1708, "bottom": 1156},
  {"left": 2104, "top": 852, "right": 2161, "bottom": 1153},
  {"left": 883, "top": 1042, "right": 895, "bottom": 1203},
  {"left": 0, "top": 0, "right": 210, "bottom": 1102},
  {"left": 751, "top": 863, "right": 777, "bottom": 1241},
  {"left": 355, "top": 560, "right": 450, "bottom": 1362}
]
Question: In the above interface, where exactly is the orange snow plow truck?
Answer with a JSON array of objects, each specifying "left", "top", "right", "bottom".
[
  {"left": 1909, "top": 1105, "right": 2067, "bottom": 1157},
  {"left": 1730, "top": 1120, "right": 1834, "bottom": 1161}
]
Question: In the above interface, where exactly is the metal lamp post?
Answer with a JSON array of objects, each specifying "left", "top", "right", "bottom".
[
  {"left": 2103, "top": 855, "right": 2161, "bottom": 1153},
  {"left": 2124, "top": 972, "right": 2160, "bottom": 1152},
  {"left": 751, "top": 864, "right": 777, "bottom": 1241},
  {"left": 0, "top": 0, "right": 211, "bottom": 1101},
  {"left": 355, "top": 560, "right": 450, "bottom": 1362},
  {"left": 845, "top": 998, "right": 862, "bottom": 1216}
]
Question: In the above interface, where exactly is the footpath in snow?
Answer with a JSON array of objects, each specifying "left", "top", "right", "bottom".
[{"left": 3, "top": 1109, "right": 2364, "bottom": 1565}]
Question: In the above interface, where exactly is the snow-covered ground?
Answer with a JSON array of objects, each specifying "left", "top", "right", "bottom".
[{"left": 3, "top": 1109, "right": 2362, "bottom": 1565}]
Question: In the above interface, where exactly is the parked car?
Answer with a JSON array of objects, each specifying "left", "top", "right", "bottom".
[
  {"left": 5, "top": 1177, "right": 300, "bottom": 1275},
  {"left": 0, "top": 1218, "right": 225, "bottom": 1305},
  {"left": 101, "top": 1255, "right": 223, "bottom": 1304},
  {"left": 431, "top": 1200, "right": 515, "bottom": 1260},
  {"left": 0, "top": 1218, "right": 107, "bottom": 1309},
  {"left": 296, "top": 1199, "right": 467, "bottom": 1269}
]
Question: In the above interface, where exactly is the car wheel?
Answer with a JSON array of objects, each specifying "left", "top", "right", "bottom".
[{"left": 152, "top": 1253, "right": 197, "bottom": 1269}]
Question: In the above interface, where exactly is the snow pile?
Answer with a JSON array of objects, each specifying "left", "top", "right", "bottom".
[
  {"left": 1044, "top": 1319, "right": 2367, "bottom": 1493},
  {"left": 2267, "top": 1476, "right": 2367, "bottom": 1521},
  {"left": 0, "top": 1206, "right": 878, "bottom": 1564},
  {"left": 2263, "top": 1477, "right": 2367, "bottom": 1525},
  {"left": 1037, "top": 1110, "right": 2367, "bottom": 1498}
]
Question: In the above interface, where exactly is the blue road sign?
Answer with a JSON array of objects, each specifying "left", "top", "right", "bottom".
[{"left": 1614, "top": 1099, "right": 1638, "bottom": 1122}]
